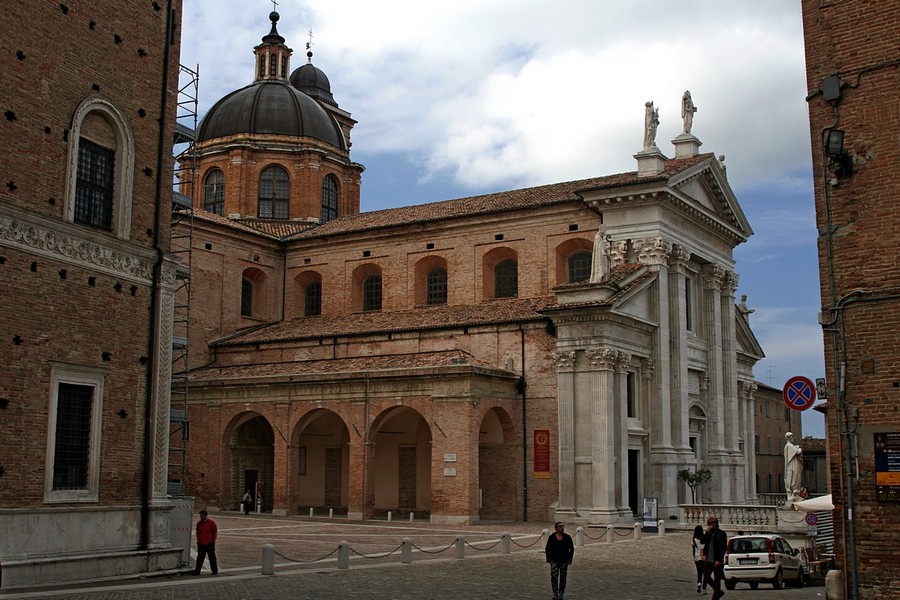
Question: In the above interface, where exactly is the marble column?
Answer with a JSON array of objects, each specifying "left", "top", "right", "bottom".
[
  {"left": 701, "top": 263, "right": 727, "bottom": 500},
  {"left": 552, "top": 350, "right": 577, "bottom": 511},
  {"left": 721, "top": 270, "right": 742, "bottom": 500},
  {"left": 667, "top": 245, "right": 691, "bottom": 453},
  {"left": 585, "top": 347, "right": 618, "bottom": 520}
]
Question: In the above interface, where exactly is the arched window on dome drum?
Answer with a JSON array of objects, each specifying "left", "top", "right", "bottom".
[
  {"left": 426, "top": 267, "right": 447, "bottom": 305},
  {"left": 568, "top": 250, "right": 592, "bottom": 283},
  {"left": 203, "top": 169, "right": 225, "bottom": 216},
  {"left": 362, "top": 275, "right": 382, "bottom": 312},
  {"left": 304, "top": 280, "right": 322, "bottom": 316},
  {"left": 321, "top": 175, "right": 338, "bottom": 223},
  {"left": 269, "top": 54, "right": 277, "bottom": 76},
  {"left": 281, "top": 55, "right": 287, "bottom": 78},
  {"left": 258, "top": 165, "right": 289, "bottom": 219},
  {"left": 259, "top": 56, "right": 265, "bottom": 78},
  {"left": 494, "top": 259, "right": 518, "bottom": 298}
]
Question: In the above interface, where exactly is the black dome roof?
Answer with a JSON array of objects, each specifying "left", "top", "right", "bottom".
[
  {"left": 197, "top": 80, "right": 345, "bottom": 149},
  {"left": 290, "top": 63, "right": 337, "bottom": 107}
]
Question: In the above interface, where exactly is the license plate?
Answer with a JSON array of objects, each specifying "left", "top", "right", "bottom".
[{"left": 738, "top": 558, "right": 758, "bottom": 565}]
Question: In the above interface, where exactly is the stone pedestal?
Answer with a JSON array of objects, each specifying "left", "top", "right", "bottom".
[
  {"left": 672, "top": 133, "right": 702, "bottom": 158},
  {"left": 775, "top": 506, "right": 807, "bottom": 533},
  {"left": 634, "top": 147, "right": 667, "bottom": 177}
]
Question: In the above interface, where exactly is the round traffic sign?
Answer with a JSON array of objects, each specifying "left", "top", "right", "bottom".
[
  {"left": 805, "top": 513, "right": 819, "bottom": 526},
  {"left": 783, "top": 376, "right": 816, "bottom": 411}
]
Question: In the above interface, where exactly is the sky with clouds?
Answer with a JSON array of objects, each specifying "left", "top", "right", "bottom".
[{"left": 178, "top": 0, "right": 826, "bottom": 436}]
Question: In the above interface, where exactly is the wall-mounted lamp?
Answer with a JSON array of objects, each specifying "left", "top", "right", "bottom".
[{"left": 825, "top": 128, "right": 853, "bottom": 177}]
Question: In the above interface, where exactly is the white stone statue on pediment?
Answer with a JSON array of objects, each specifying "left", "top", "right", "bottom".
[
  {"left": 643, "top": 101, "right": 659, "bottom": 149},
  {"left": 681, "top": 90, "right": 697, "bottom": 135}
]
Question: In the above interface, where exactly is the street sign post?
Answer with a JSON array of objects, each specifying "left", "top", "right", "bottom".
[{"left": 783, "top": 376, "right": 816, "bottom": 411}]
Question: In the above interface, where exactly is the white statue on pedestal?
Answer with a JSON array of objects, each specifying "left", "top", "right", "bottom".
[
  {"left": 590, "top": 226, "right": 608, "bottom": 283},
  {"left": 681, "top": 90, "right": 697, "bottom": 135},
  {"left": 643, "top": 101, "right": 659, "bottom": 149},
  {"left": 784, "top": 432, "right": 803, "bottom": 504}
]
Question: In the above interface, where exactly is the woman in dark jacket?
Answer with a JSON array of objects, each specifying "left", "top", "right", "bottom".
[{"left": 545, "top": 522, "right": 575, "bottom": 600}]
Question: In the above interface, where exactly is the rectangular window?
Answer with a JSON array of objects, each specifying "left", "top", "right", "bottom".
[
  {"left": 684, "top": 276, "right": 693, "bottom": 331},
  {"left": 45, "top": 365, "right": 104, "bottom": 502},
  {"left": 626, "top": 372, "right": 636, "bottom": 418},
  {"left": 304, "top": 281, "right": 322, "bottom": 316},
  {"left": 75, "top": 138, "right": 115, "bottom": 230}
]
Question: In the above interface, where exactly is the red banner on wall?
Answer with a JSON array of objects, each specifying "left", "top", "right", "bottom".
[{"left": 533, "top": 429, "right": 551, "bottom": 478}]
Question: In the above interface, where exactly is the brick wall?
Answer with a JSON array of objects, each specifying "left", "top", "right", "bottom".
[{"left": 802, "top": 1, "right": 900, "bottom": 598}]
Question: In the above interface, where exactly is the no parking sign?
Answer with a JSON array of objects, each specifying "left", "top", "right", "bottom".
[
  {"left": 805, "top": 513, "right": 819, "bottom": 526},
  {"left": 783, "top": 376, "right": 816, "bottom": 411}
]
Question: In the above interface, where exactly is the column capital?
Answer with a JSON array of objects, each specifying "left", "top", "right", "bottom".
[
  {"left": 551, "top": 350, "right": 577, "bottom": 371},
  {"left": 667, "top": 244, "right": 691, "bottom": 273},
  {"left": 701, "top": 263, "right": 726, "bottom": 290},
  {"left": 739, "top": 380, "right": 757, "bottom": 400},
  {"left": 641, "top": 357, "right": 655, "bottom": 380},
  {"left": 721, "top": 270, "right": 739, "bottom": 298},
  {"left": 585, "top": 347, "right": 617, "bottom": 370},
  {"left": 699, "top": 372, "right": 710, "bottom": 392},
  {"left": 614, "top": 351, "right": 632, "bottom": 372},
  {"left": 634, "top": 237, "right": 672, "bottom": 266}
]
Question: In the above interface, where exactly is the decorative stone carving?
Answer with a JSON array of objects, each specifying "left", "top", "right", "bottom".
[
  {"left": 634, "top": 237, "right": 671, "bottom": 266},
  {"left": 551, "top": 350, "right": 577, "bottom": 371},
  {"left": 590, "top": 226, "right": 610, "bottom": 282},
  {"left": 701, "top": 263, "right": 726, "bottom": 291},
  {"left": 667, "top": 244, "right": 690, "bottom": 272},
  {"left": 739, "top": 380, "right": 758, "bottom": 400},
  {"left": 585, "top": 347, "right": 617, "bottom": 370},
  {"left": 614, "top": 352, "right": 632, "bottom": 372},
  {"left": 641, "top": 357, "right": 655, "bottom": 380},
  {"left": 609, "top": 239, "right": 630, "bottom": 267},
  {"left": 681, "top": 90, "right": 697, "bottom": 135},
  {"left": 643, "top": 101, "right": 659, "bottom": 149},
  {"left": 699, "top": 372, "right": 710, "bottom": 392},
  {"left": 721, "top": 270, "right": 739, "bottom": 297}
]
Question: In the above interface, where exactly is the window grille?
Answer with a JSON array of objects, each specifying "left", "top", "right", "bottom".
[
  {"left": 304, "top": 280, "right": 322, "bottom": 316},
  {"left": 74, "top": 138, "right": 114, "bottom": 230},
  {"left": 52, "top": 383, "right": 93, "bottom": 490},
  {"left": 363, "top": 274, "right": 382, "bottom": 311},
  {"left": 568, "top": 251, "right": 592, "bottom": 283},
  {"left": 203, "top": 169, "right": 225, "bottom": 215},
  {"left": 426, "top": 267, "right": 447, "bottom": 305},
  {"left": 259, "top": 166, "right": 289, "bottom": 219},
  {"left": 321, "top": 175, "right": 338, "bottom": 223},
  {"left": 494, "top": 259, "right": 518, "bottom": 298}
]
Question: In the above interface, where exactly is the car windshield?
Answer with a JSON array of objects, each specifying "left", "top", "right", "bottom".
[{"left": 732, "top": 538, "right": 769, "bottom": 553}]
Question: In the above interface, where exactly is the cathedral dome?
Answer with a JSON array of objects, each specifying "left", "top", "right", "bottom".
[
  {"left": 196, "top": 80, "right": 346, "bottom": 149},
  {"left": 290, "top": 62, "right": 337, "bottom": 107}
]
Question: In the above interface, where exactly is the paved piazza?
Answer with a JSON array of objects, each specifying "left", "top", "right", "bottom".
[{"left": 1, "top": 513, "right": 826, "bottom": 600}]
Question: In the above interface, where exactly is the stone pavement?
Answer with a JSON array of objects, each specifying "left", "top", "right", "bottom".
[{"left": 0, "top": 513, "right": 827, "bottom": 600}]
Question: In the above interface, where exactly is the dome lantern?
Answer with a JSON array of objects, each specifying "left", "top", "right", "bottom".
[{"left": 253, "top": 11, "right": 291, "bottom": 82}]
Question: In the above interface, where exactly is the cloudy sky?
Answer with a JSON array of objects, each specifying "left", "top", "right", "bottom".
[{"left": 179, "top": 0, "right": 826, "bottom": 436}]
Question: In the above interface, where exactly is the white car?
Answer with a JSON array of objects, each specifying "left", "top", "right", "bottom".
[{"left": 723, "top": 534, "right": 804, "bottom": 590}]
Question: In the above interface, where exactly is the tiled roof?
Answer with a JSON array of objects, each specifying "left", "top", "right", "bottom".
[
  {"left": 188, "top": 349, "right": 507, "bottom": 383},
  {"left": 180, "top": 209, "right": 318, "bottom": 239},
  {"left": 179, "top": 209, "right": 280, "bottom": 240},
  {"left": 212, "top": 296, "right": 554, "bottom": 347},
  {"left": 544, "top": 264, "right": 655, "bottom": 310},
  {"left": 285, "top": 154, "right": 714, "bottom": 240}
]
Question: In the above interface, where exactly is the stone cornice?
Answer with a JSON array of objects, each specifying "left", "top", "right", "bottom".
[{"left": 0, "top": 202, "right": 156, "bottom": 284}]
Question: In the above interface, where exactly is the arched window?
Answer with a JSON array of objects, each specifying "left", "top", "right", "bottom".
[
  {"left": 203, "top": 169, "right": 225, "bottom": 215},
  {"left": 426, "top": 267, "right": 447, "bottom": 305},
  {"left": 65, "top": 96, "right": 135, "bottom": 239},
  {"left": 321, "top": 175, "right": 338, "bottom": 223},
  {"left": 363, "top": 275, "right": 382, "bottom": 312},
  {"left": 494, "top": 259, "right": 518, "bottom": 298},
  {"left": 241, "top": 278, "right": 253, "bottom": 317},
  {"left": 568, "top": 251, "right": 592, "bottom": 283},
  {"left": 258, "top": 165, "right": 289, "bottom": 219},
  {"left": 304, "top": 280, "right": 322, "bottom": 316}
]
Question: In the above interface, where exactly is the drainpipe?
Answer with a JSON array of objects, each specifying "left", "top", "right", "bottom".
[
  {"left": 140, "top": 0, "right": 177, "bottom": 550},
  {"left": 519, "top": 324, "right": 528, "bottom": 521}
]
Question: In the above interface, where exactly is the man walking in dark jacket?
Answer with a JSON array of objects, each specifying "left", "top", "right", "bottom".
[
  {"left": 702, "top": 516, "right": 728, "bottom": 600},
  {"left": 545, "top": 522, "right": 575, "bottom": 600}
]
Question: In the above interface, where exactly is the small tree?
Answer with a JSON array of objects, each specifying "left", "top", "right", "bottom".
[{"left": 678, "top": 468, "right": 712, "bottom": 504}]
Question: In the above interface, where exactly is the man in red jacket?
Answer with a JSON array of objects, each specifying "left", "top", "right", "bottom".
[{"left": 193, "top": 509, "right": 218, "bottom": 575}]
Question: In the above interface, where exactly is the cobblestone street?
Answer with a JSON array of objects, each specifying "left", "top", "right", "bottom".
[{"left": 0, "top": 513, "right": 827, "bottom": 600}]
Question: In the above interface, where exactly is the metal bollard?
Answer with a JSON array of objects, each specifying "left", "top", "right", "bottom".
[
  {"left": 540, "top": 528, "right": 549, "bottom": 548},
  {"left": 262, "top": 543, "right": 275, "bottom": 575},
  {"left": 633, "top": 522, "right": 642, "bottom": 540},
  {"left": 410, "top": 512, "right": 414, "bottom": 522},
  {"left": 309, "top": 507, "right": 314, "bottom": 517},
  {"left": 455, "top": 536, "right": 465, "bottom": 559},
  {"left": 401, "top": 537, "right": 412, "bottom": 564},
  {"left": 501, "top": 533, "right": 511, "bottom": 554},
  {"left": 329, "top": 508, "right": 334, "bottom": 518},
  {"left": 575, "top": 526, "right": 584, "bottom": 547},
  {"left": 606, "top": 524, "right": 614, "bottom": 543},
  {"left": 337, "top": 541, "right": 350, "bottom": 569},
  {"left": 657, "top": 519, "right": 666, "bottom": 536},
  {"left": 387, "top": 511, "right": 392, "bottom": 522}
]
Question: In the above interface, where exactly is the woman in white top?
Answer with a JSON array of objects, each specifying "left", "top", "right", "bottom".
[{"left": 692, "top": 525, "right": 707, "bottom": 593}]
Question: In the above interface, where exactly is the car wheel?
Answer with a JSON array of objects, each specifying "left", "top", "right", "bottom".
[
  {"left": 725, "top": 579, "right": 737, "bottom": 591},
  {"left": 796, "top": 566, "right": 805, "bottom": 588},
  {"left": 772, "top": 569, "right": 784, "bottom": 589},
  {"left": 749, "top": 582, "right": 759, "bottom": 590}
]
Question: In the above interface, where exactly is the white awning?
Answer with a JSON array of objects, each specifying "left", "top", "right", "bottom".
[{"left": 792, "top": 494, "right": 834, "bottom": 512}]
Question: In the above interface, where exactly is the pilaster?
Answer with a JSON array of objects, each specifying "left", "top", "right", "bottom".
[
  {"left": 585, "top": 347, "right": 618, "bottom": 520},
  {"left": 615, "top": 352, "right": 632, "bottom": 512},
  {"left": 668, "top": 244, "right": 690, "bottom": 452},
  {"left": 701, "top": 263, "right": 728, "bottom": 500},
  {"left": 552, "top": 350, "right": 577, "bottom": 511}
]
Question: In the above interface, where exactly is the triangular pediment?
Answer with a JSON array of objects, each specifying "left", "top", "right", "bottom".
[
  {"left": 668, "top": 158, "right": 753, "bottom": 240},
  {"left": 735, "top": 310, "right": 765, "bottom": 360}
]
